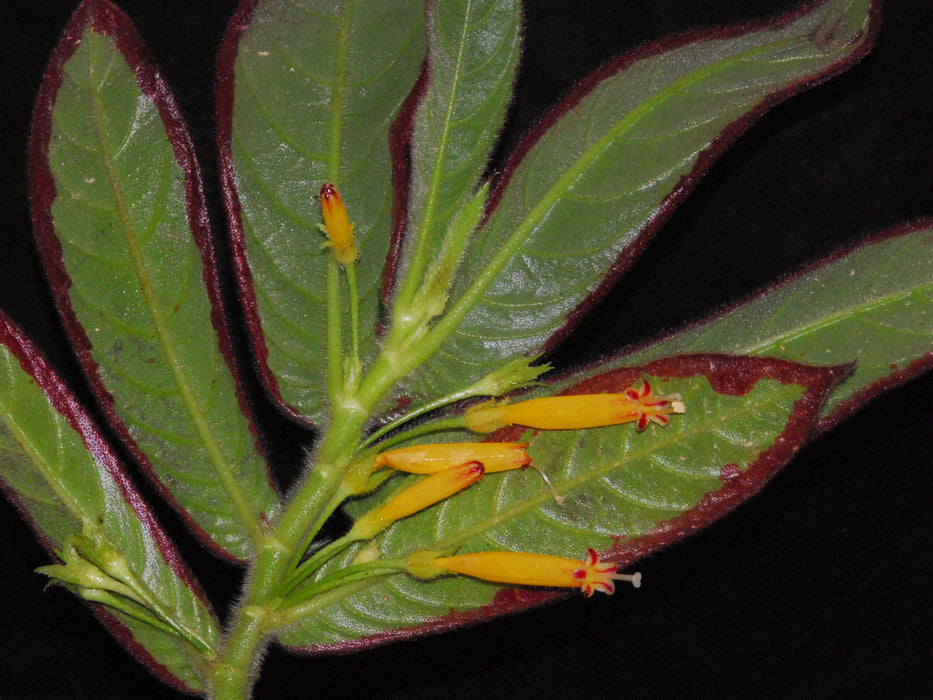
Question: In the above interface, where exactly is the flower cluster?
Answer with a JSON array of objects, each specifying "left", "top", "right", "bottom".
[
  {"left": 309, "top": 184, "right": 683, "bottom": 599},
  {"left": 346, "top": 381, "right": 683, "bottom": 596}
]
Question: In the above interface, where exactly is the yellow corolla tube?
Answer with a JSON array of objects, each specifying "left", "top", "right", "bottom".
[
  {"left": 349, "top": 462, "right": 485, "bottom": 540},
  {"left": 375, "top": 442, "right": 531, "bottom": 474},
  {"left": 408, "top": 547, "right": 641, "bottom": 597},
  {"left": 466, "top": 381, "right": 685, "bottom": 433},
  {"left": 319, "top": 182, "right": 357, "bottom": 265}
]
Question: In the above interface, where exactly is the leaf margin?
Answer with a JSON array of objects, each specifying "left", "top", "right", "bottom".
[
  {"left": 27, "top": 0, "right": 278, "bottom": 560},
  {"left": 0, "top": 310, "right": 219, "bottom": 694},
  {"left": 398, "top": 0, "right": 882, "bottom": 402},
  {"left": 613, "top": 218, "right": 933, "bottom": 434},
  {"left": 282, "top": 353, "right": 848, "bottom": 653}
]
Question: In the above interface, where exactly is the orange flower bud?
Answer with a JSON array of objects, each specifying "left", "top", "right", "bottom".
[
  {"left": 374, "top": 442, "right": 531, "bottom": 475},
  {"left": 350, "top": 462, "right": 485, "bottom": 539},
  {"left": 319, "top": 182, "right": 357, "bottom": 264},
  {"left": 465, "top": 381, "right": 684, "bottom": 433},
  {"left": 410, "top": 547, "right": 641, "bottom": 597}
]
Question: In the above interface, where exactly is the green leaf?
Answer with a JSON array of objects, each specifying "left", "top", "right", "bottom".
[
  {"left": 619, "top": 223, "right": 933, "bottom": 427},
  {"left": 34, "top": 14, "right": 278, "bottom": 559},
  {"left": 403, "top": 0, "right": 877, "bottom": 400},
  {"left": 391, "top": 0, "right": 521, "bottom": 318},
  {"left": 222, "top": 0, "right": 426, "bottom": 422},
  {"left": 277, "top": 355, "right": 839, "bottom": 650},
  {"left": 0, "top": 314, "right": 219, "bottom": 693}
]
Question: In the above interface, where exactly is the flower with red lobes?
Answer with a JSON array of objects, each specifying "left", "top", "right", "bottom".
[
  {"left": 408, "top": 547, "right": 641, "bottom": 596},
  {"left": 465, "top": 380, "right": 685, "bottom": 433}
]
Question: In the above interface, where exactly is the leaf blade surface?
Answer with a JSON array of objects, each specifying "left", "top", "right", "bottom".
[
  {"left": 220, "top": 0, "right": 426, "bottom": 422},
  {"left": 618, "top": 221, "right": 933, "bottom": 429},
  {"left": 31, "top": 5, "right": 278, "bottom": 559},
  {"left": 0, "top": 313, "right": 219, "bottom": 693},
  {"left": 403, "top": 0, "right": 879, "bottom": 400},
  {"left": 278, "top": 355, "right": 841, "bottom": 650}
]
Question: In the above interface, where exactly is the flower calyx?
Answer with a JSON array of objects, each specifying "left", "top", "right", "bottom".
[
  {"left": 36, "top": 531, "right": 140, "bottom": 601},
  {"left": 466, "top": 355, "right": 552, "bottom": 398}
]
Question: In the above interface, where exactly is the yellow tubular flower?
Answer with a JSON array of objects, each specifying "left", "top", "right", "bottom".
[
  {"left": 350, "top": 462, "right": 485, "bottom": 540},
  {"left": 319, "top": 182, "right": 357, "bottom": 264},
  {"left": 465, "top": 380, "right": 685, "bottom": 433},
  {"left": 409, "top": 548, "right": 641, "bottom": 597},
  {"left": 374, "top": 442, "right": 531, "bottom": 475}
]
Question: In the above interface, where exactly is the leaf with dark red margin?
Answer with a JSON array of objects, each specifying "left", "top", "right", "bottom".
[
  {"left": 276, "top": 353, "right": 845, "bottom": 651},
  {"left": 29, "top": 0, "right": 279, "bottom": 560},
  {"left": 217, "top": 0, "right": 425, "bottom": 424},
  {"left": 0, "top": 312, "right": 219, "bottom": 693},
  {"left": 398, "top": 0, "right": 879, "bottom": 404},
  {"left": 616, "top": 220, "right": 933, "bottom": 435},
  {"left": 388, "top": 0, "right": 521, "bottom": 323}
]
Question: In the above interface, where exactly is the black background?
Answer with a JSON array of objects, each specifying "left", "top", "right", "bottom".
[{"left": 1, "top": 1, "right": 932, "bottom": 698}]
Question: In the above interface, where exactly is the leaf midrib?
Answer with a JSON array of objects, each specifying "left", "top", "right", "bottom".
[
  {"left": 85, "top": 35, "right": 264, "bottom": 547},
  {"left": 0, "top": 389, "right": 88, "bottom": 525},
  {"left": 738, "top": 283, "right": 931, "bottom": 355},
  {"left": 418, "top": 36, "right": 817, "bottom": 368},
  {"left": 327, "top": 1, "right": 353, "bottom": 183},
  {"left": 397, "top": 0, "right": 475, "bottom": 309}
]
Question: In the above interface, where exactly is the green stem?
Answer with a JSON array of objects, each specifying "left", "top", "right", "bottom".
[
  {"left": 281, "top": 532, "right": 359, "bottom": 596},
  {"left": 276, "top": 559, "right": 406, "bottom": 612},
  {"left": 325, "top": 257, "right": 343, "bottom": 403},
  {"left": 210, "top": 593, "right": 274, "bottom": 699},
  {"left": 211, "top": 387, "right": 382, "bottom": 675},
  {"left": 208, "top": 331, "right": 444, "bottom": 696},
  {"left": 283, "top": 482, "right": 353, "bottom": 581},
  {"left": 366, "top": 416, "right": 467, "bottom": 454},
  {"left": 210, "top": 6, "right": 378, "bottom": 698},
  {"left": 210, "top": 316, "right": 495, "bottom": 693},
  {"left": 261, "top": 577, "right": 374, "bottom": 634},
  {"left": 359, "top": 388, "right": 478, "bottom": 451},
  {"left": 211, "top": 467, "right": 357, "bottom": 696},
  {"left": 344, "top": 260, "right": 362, "bottom": 386}
]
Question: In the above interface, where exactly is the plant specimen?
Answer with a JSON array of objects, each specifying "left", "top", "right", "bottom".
[{"left": 1, "top": 0, "right": 931, "bottom": 696}]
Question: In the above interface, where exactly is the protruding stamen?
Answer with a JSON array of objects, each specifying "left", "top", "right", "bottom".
[
  {"left": 527, "top": 463, "right": 565, "bottom": 505},
  {"left": 465, "top": 380, "right": 685, "bottom": 433},
  {"left": 407, "top": 546, "right": 640, "bottom": 597}
]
